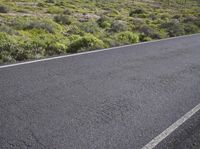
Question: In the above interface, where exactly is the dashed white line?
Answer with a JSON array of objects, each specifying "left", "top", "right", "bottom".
[{"left": 141, "top": 103, "right": 200, "bottom": 149}]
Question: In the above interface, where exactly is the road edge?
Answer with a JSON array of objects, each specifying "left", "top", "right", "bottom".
[{"left": 0, "top": 33, "right": 200, "bottom": 69}]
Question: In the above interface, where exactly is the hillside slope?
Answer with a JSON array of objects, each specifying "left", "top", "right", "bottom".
[{"left": 0, "top": 0, "right": 199, "bottom": 63}]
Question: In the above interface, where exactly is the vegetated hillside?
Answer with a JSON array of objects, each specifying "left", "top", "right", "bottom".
[{"left": 0, "top": 0, "right": 199, "bottom": 63}]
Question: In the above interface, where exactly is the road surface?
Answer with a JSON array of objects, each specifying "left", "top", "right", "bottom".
[{"left": 0, "top": 34, "right": 200, "bottom": 149}]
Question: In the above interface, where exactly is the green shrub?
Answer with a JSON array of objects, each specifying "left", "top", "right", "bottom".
[
  {"left": 107, "top": 9, "right": 120, "bottom": 17},
  {"left": 37, "top": 3, "right": 45, "bottom": 7},
  {"left": 0, "top": 51, "right": 13, "bottom": 63},
  {"left": 68, "top": 34, "right": 105, "bottom": 53},
  {"left": 138, "top": 13, "right": 149, "bottom": 18},
  {"left": 9, "top": 17, "right": 29, "bottom": 30},
  {"left": 16, "top": 19, "right": 62, "bottom": 34},
  {"left": 97, "top": 16, "right": 111, "bottom": 28},
  {"left": 183, "top": 16, "right": 197, "bottom": 23},
  {"left": 67, "top": 25, "right": 84, "bottom": 35},
  {"left": 142, "top": 36, "right": 152, "bottom": 41},
  {"left": 0, "top": 32, "right": 17, "bottom": 62},
  {"left": 46, "top": 0, "right": 55, "bottom": 3},
  {"left": 55, "top": 1, "right": 65, "bottom": 6},
  {"left": 78, "top": 21, "right": 101, "bottom": 34},
  {"left": 161, "top": 20, "right": 185, "bottom": 37},
  {"left": 27, "top": 33, "right": 68, "bottom": 56},
  {"left": 0, "top": 25, "right": 18, "bottom": 35},
  {"left": 11, "top": 48, "right": 30, "bottom": 61},
  {"left": 160, "top": 13, "right": 171, "bottom": 20},
  {"left": 0, "top": 5, "right": 9, "bottom": 13},
  {"left": 132, "top": 18, "right": 145, "bottom": 27},
  {"left": 194, "top": 20, "right": 200, "bottom": 27},
  {"left": 46, "top": 6, "right": 63, "bottom": 14},
  {"left": 111, "top": 20, "right": 128, "bottom": 32},
  {"left": 103, "top": 37, "right": 117, "bottom": 47},
  {"left": 68, "top": 35, "right": 81, "bottom": 42},
  {"left": 184, "top": 23, "right": 199, "bottom": 34},
  {"left": 130, "top": 8, "right": 146, "bottom": 17},
  {"left": 54, "top": 15, "right": 72, "bottom": 25},
  {"left": 114, "top": 31, "right": 139, "bottom": 45},
  {"left": 24, "top": 21, "right": 54, "bottom": 33},
  {"left": 44, "top": 35, "right": 69, "bottom": 55},
  {"left": 63, "top": 9, "right": 72, "bottom": 15},
  {"left": 0, "top": 32, "right": 15, "bottom": 53},
  {"left": 138, "top": 25, "right": 165, "bottom": 39},
  {"left": 172, "top": 14, "right": 182, "bottom": 20}
]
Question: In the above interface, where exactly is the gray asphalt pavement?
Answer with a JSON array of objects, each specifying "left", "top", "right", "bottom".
[{"left": 0, "top": 34, "right": 200, "bottom": 149}]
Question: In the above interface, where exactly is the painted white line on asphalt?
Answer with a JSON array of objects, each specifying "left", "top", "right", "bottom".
[
  {"left": 0, "top": 33, "right": 199, "bottom": 69},
  {"left": 141, "top": 103, "right": 200, "bottom": 149}
]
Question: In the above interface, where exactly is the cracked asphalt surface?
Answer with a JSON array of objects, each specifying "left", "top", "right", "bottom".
[{"left": 0, "top": 34, "right": 200, "bottom": 149}]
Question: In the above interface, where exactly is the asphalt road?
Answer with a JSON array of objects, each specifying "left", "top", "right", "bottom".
[{"left": 0, "top": 34, "right": 200, "bottom": 149}]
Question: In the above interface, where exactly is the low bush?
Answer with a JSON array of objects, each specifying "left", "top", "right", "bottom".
[
  {"left": 97, "top": 16, "right": 111, "bottom": 28},
  {"left": 68, "top": 34, "right": 105, "bottom": 53},
  {"left": 16, "top": 19, "right": 62, "bottom": 34},
  {"left": 0, "top": 51, "right": 13, "bottom": 63},
  {"left": 0, "top": 32, "right": 17, "bottom": 62},
  {"left": 114, "top": 31, "right": 139, "bottom": 45},
  {"left": 46, "top": 6, "right": 63, "bottom": 14},
  {"left": 24, "top": 21, "right": 55, "bottom": 33},
  {"left": 0, "top": 32, "right": 15, "bottom": 53},
  {"left": 103, "top": 37, "right": 117, "bottom": 47},
  {"left": 29, "top": 33, "right": 68, "bottom": 56},
  {"left": 67, "top": 25, "right": 84, "bottom": 35},
  {"left": 138, "top": 25, "right": 164, "bottom": 39},
  {"left": 194, "top": 20, "right": 200, "bottom": 27},
  {"left": 63, "top": 9, "right": 72, "bottom": 15},
  {"left": 37, "top": 3, "right": 45, "bottom": 7},
  {"left": 183, "top": 16, "right": 197, "bottom": 23},
  {"left": 78, "top": 21, "right": 101, "bottom": 34},
  {"left": 0, "top": 25, "right": 18, "bottom": 35},
  {"left": 54, "top": 15, "right": 72, "bottom": 25},
  {"left": 111, "top": 20, "right": 128, "bottom": 32},
  {"left": 11, "top": 48, "right": 30, "bottom": 61},
  {"left": 184, "top": 23, "right": 199, "bottom": 34},
  {"left": 160, "top": 13, "right": 171, "bottom": 20},
  {"left": 46, "top": 0, "right": 55, "bottom": 3},
  {"left": 161, "top": 21, "right": 185, "bottom": 37},
  {"left": 130, "top": 8, "right": 146, "bottom": 17},
  {"left": 142, "top": 36, "right": 152, "bottom": 41},
  {"left": 0, "top": 5, "right": 9, "bottom": 13},
  {"left": 132, "top": 18, "right": 145, "bottom": 27}
]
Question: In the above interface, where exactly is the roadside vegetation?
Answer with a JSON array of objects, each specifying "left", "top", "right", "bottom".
[{"left": 0, "top": 0, "right": 199, "bottom": 63}]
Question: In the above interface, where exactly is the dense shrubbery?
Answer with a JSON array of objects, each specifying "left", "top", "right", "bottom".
[{"left": 0, "top": 0, "right": 199, "bottom": 63}]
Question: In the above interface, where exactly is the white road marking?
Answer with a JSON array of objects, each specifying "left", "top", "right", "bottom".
[
  {"left": 0, "top": 33, "right": 199, "bottom": 69},
  {"left": 141, "top": 103, "right": 200, "bottom": 149}
]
